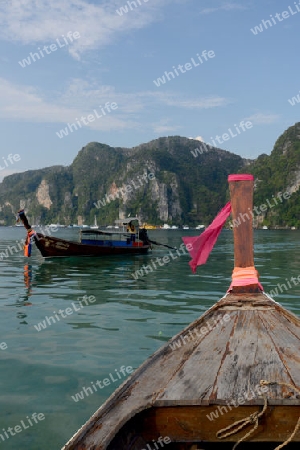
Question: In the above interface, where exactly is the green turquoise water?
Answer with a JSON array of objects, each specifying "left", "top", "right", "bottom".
[{"left": 0, "top": 227, "right": 299, "bottom": 449}]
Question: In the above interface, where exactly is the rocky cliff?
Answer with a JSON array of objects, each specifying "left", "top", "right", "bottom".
[
  {"left": 0, "top": 137, "right": 245, "bottom": 226},
  {"left": 2, "top": 125, "right": 300, "bottom": 228}
]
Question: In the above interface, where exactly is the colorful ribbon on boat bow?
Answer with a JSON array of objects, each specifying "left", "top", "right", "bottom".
[
  {"left": 24, "top": 229, "right": 36, "bottom": 257},
  {"left": 182, "top": 174, "right": 263, "bottom": 291},
  {"left": 228, "top": 266, "right": 263, "bottom": 291},
  {"left": 182, "top": 201, "right": 232, "bottom": 273}
]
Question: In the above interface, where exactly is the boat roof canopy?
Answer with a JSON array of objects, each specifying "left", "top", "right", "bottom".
[{"left": 114, "top": 218, "right": 140, "bottom": 225}]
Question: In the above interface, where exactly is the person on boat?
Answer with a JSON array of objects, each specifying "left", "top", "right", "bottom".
[
  {"left": 127, "top": 222, "right": 135, "bottom": 233},
  {"left": 139, "top": 227, "right": 151, "bottom": 246}
]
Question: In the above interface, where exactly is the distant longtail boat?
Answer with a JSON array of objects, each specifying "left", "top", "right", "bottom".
[{"left": 17, "top": 211, "right": 151, "bottom": 257}]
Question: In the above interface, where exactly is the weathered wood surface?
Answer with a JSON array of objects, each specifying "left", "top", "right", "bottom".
[
  {"left": 141, "top": 405, "right": 300, "bottom": 443},
  {"left": 62, "top": 292, "right": 300, "bottom": 449},
  {"left": 229, "top": 178, "right": 254, "bottom": 268}
]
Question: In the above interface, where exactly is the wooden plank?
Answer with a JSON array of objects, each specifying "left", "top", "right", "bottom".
[
  {"left": 156, "top": 311, "right": 238, "bottom": 404},
  {"left": 213, "top": 310, "right": 292, "bottom": 402},
  {"left": 140, "top": 405, "right": 300, "bottom": 443},
  {"left": 259, "top": 309, "right": 300, "bottom": 389}
]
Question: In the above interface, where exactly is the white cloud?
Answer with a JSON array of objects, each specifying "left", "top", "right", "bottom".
[
  {"left": 60, "top": 79, "right": 145, "bottom": 114},
  {"left": 0, "top": 0, "right": 172, "bottom": 59},
  {"left": 0, "top": 77, "right": 137, "bottom": 131},
  {"left": 163, "top": 96, "right": 231, "bottom": 109},
  {"left": 153, "top": 124, "right": 180, "bottom": 133},
  {"left": 0, "top": 78, "right": 75, "bottom": 121},
  {"left": 244, "top": 113, "right": 280, "bottom": 124},
  {"left": 199, "top": 3, "right": 247, "bottom": 15},
  {"left": 152, "top": 118, "right": 181, "bottom": 134},
  {"left": 0, "top": 77, "right": 232, "bottom": 133},
  {"left": 189, "top": 136, "right": 204, "bottom": 141}
]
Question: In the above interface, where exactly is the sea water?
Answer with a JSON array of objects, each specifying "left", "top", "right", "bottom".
[{"left": 0, "top": 227, "right": 299, "bottom": 449}]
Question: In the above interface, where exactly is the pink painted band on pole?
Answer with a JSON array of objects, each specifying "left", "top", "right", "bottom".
[
  {"left": 228, "top": 174, "right": 254, "bottom": 182},
  {"left": 227, "top": 266, "right": 263, "bottom": 291}
]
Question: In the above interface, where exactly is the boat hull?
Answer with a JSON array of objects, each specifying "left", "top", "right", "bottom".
[
  {"left": 62, "top": 293, "right": 300, "bottom": 449},
  {"left": 33, "top": 233, "right": 150, "bottom": 258}
]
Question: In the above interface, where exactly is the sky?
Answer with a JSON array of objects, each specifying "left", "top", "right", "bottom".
[{"left": 0, "top": 0, "right": 299, "bottom": 180}]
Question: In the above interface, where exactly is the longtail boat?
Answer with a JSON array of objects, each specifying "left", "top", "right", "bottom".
[
  {"left": 62, "top": 174, "right": 300, "bottom": 449},
  {"left": 17, "top": 211, "right": 151, "bottom": 257}
]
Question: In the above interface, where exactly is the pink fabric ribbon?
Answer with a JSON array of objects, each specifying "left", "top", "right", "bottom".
[
  {"left": 183, "top": 174, "right": 255, "bottom": 274},
  {"left": 182, "top": 202, "right": 232, "bottom": 273}
]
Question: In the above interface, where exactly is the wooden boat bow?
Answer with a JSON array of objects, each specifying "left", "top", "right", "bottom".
[{"left": 61, "top": 175, "right": 300, "bottom": 449}]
